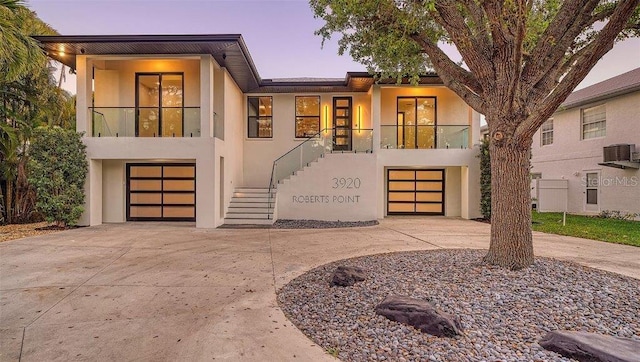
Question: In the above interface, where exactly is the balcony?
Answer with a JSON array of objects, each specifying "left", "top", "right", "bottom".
[
  {"left": 380, "top": 125, "right": 469, "bottom": 149},
  {"left": 90, "top": 107, "right": 201, "bottom": 138}
]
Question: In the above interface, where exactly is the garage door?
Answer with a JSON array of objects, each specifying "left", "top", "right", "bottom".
[
  {"left": 387, "top": 169, "right": 444, "bottom": 215},
  {"left": 126, "top": 163, "right": 196, "bottom": 221}
]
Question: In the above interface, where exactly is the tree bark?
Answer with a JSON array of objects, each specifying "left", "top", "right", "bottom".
[{"left": 484, "top": 141, "right": 534, "bottom": 269}]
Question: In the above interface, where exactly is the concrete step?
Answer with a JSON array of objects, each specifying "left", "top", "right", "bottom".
[
  {"left": 227, "top": 202, "right": 273, "bottom": 208},
  {"left": 223, "top": 218, "right": 274, "bottom": 225},
  {"left": 225, "top": 212, "right": 273, "bottom": 219},
  {"left": 233, "top": 192, "right": 275, "bottom": 198},
  {"left": 234, "top": 187, "right": 271, "bottom": 193},
  {"left": 228, "top": 207, "right": 274, "bottom": 213}
]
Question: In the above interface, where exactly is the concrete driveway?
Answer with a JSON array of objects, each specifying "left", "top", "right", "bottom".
[{"left": 1, "top": 217, "right": 638, "bottom": 361}]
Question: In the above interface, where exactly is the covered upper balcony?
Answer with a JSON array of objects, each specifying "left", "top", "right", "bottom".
[
  {"left": 89, "top": 58, "right": 204, "bottom": 138},
  {"left": 34, "top": 34, "right": 263, "bottom": 141},
  {"left": 373, "top": 84, "right": 478, "bottom": 151}
]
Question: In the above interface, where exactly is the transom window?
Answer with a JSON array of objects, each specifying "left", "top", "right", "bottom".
[
  {"left": 541, "top": 119, "right": 553, "bottom": 146},
  {"left": 295, "top": 96, "right": 320, "bottom": 138},
  {"left": 581, "top": 105, "right": 606, "bottom": 140},
  {"left": 248, "top": 96, "right": 273, "bottom": 138}
]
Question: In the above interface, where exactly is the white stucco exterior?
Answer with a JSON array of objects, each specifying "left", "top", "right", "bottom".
[
  {"left": 64, "top": 35, "right": 483, "bottom": 228},
  {"left": 531, "top": 87, "right": 640, "bottom": 215}
]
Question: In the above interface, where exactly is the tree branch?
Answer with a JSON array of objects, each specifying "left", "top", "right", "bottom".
[{"left": 515, "top": 0, "right": 640, "bottom": 144}]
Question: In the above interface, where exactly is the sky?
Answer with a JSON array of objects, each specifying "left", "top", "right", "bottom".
[{"left": 27, "top": 0, "right": 640, "bottom": 95}]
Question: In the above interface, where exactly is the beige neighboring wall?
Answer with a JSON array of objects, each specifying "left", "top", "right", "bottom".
[{"left": 531, "top": 91, "right": 640, "bottom": 215}]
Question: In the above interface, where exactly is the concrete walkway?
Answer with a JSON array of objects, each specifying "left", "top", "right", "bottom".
[{"left": 1, "top": 217, "right": 638, "bottom": 361}]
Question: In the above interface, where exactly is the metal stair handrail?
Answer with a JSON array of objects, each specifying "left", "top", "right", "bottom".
[{"left": 267, "top": 128, "right": 332, "bottom": 211}]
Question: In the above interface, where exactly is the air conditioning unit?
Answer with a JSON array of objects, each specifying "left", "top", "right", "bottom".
[
  {"left": 603, "top": 144, "right": 634, "bottom": 162},
  {"left": 599, "top": 144, "right": 639, "bottom": 169}
]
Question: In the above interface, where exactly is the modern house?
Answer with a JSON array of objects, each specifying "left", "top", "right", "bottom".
[
  {"left": 34, "top": 34, "right": 482, "bottom": 227},
  {"left": 530, "top": 68, "right": 640, "bottom": 216}
]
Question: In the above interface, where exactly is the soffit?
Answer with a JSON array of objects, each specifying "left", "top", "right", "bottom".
[{"left": 32, "top": 35, "right": 261, "bottom": 92}]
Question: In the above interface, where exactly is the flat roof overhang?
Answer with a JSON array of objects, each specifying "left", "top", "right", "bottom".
[
  {"left": 33, "top": 34, "right": 444, "bottom": 93},
  {"left": 249, "top": 72, "right": 444, "bottom": 93},
  {"left": 32, "top": 34, "right": 261, "bottom": 92}
]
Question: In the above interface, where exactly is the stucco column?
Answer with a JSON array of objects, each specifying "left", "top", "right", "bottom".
[
  {"left": 79, "top": 159, "right": 103, "bottom": 226},
  {"left": 200, "top": 55, "right": 215, "bottom": 138},
  {"left": 371, "top": 86, "right": 386, "bottom": 219},
  {"left": 75, "top": 55, "right": 92, "bottom": 136},
  {"left": 196, "top": 150, "right": 216, "bottom": 228}
]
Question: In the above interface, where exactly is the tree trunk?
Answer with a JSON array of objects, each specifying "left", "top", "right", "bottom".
[
  {"left": 6, "top": 180, "right": 13, "bottom": 224},
  {"left": 483, "top": 142, "right": 534, "bottom": 270}
]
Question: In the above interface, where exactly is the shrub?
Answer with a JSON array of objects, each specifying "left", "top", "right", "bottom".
[
  {"left": 598, "top": 210, "right": 639, "bottom": 221},
  {"left": 478, "top": 137, "right": 491, "bottom": 220},
  {"left": 28, "top": 127, "right": 87, "bottom": 226}
]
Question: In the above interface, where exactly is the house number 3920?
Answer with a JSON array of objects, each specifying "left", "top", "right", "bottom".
[{"left": 332, "top": 177, "right": 361, "bottom": 189}]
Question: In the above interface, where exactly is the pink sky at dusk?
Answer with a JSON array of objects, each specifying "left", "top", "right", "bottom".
[{"left": 28, "top": 0, "right": 640, "bottom": 94}]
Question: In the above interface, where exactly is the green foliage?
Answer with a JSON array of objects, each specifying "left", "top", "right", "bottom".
[
  {"left": 478, "top": 137, "right": 491, "bottom": 220},
  {"left": 28, "top": 127, "right": 87, "bottom": 226},
  {"left": 0, "top": 1, "right": 57, "bottom": 83},
  {"left": 598, "top": 210, "right": 639, "bottom": 221},
  {"left": 532, "top": 212, "right": 640, "bottom": 246}
]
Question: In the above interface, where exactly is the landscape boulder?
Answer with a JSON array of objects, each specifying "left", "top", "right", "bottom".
[
  {"left": 331, "top": 266, "right": 366, "bottom": 287},
  {"left": 539, "top": 330, "right": 640, "bottom": 362},
  {"left": 375, "top": 295, "right": 463, "bottom": 337}
]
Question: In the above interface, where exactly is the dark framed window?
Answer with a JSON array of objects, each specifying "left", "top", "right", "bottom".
[
  {"left": 135, "top": 73, "right": 184, "bottom": 137},
  {"left": 248, "top": 96, "right": 273, "bottom": 138},
  {"left": 295, "top": 96, "right": 320, "bottom": 138},
  {"left": 397, "top": 97, "right": 437, "bottom": 149},
  {"left": 541, "top": 119, "right": 553, "bottom": 146}
]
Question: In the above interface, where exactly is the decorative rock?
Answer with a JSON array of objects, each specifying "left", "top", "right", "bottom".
[
  {"left": 375, "top": 295, "right": 463, "bottom": 337},
  {"left": 331, "top": 266, "right": 366, "bottom": 287},
  {"left": 539, "top": 330, "right": 640, "bottom": 362}
]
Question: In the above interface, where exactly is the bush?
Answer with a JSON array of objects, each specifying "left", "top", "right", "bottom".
[
  {"left": 28, "top": 127, "right": 87, "bottom": 226},
  {"left": 598, "top": 210, "right": 639, "bottom": 221},
  {"left": 478, "top": 137, "right": 491, "bottom": 220}
]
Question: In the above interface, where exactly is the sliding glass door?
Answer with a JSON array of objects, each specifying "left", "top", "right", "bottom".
[
  {"left": 136, "top": 73, "right": 184, "bottom": 137},
  {"left": 397, "top": 97, "right": 436, "bottom": 149}
]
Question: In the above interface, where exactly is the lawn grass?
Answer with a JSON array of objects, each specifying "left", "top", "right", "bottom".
[{"left": 531, "top": 212, "right": 640, "bottom": 247}]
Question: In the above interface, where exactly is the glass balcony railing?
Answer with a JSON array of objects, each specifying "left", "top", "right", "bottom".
[
  {"left": 380, "top": 124, "right": 469, "bottom": 149},
  {"left": 269, "top": 128, "right": 373, "bottom": 189},
  {"left": 90, "top": 107, "right": 201, "bottom": 137}
]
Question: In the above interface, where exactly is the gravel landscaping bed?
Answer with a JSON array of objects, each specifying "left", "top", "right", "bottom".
[
  {"left": 273, "top": 219, "right": 379, "bottom": 229},
  {"left": 277, "top": 249, "right": 640, "bottom": 361}
]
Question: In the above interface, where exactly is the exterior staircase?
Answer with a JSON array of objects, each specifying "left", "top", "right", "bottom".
[{"left": 223, "top": 187, "right": 275, "bottom": 225}]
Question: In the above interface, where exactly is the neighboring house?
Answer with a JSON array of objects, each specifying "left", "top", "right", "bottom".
[
  {"left": 34, "top": 34, "right": 482, "bottom": 228},
  {"left": 531, "top": 68, "right": 640, "bottom": 215}
]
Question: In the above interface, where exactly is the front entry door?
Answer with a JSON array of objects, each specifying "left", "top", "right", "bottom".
[
  {"left": 584, "top": 171, "right": 600, "bottom": 213},
  {"left": 333, "top": 97, "right": 352, "bottom": 151}
]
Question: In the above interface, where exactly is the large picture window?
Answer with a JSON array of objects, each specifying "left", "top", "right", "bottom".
[
  {"left": 295, "top": 96, "right": 320, "bottom": 138},
  {"left": 582, "top": 105, "right": 606, "bottom": 140},
  {"left": 541, "top": 119, "right": 553, "bottom": 146},
  {"left": 136, "top": 73, "right": 184, "bottom": 137},
  {"left": 248, "top": 96, "right": 273, "bottom": 138}
]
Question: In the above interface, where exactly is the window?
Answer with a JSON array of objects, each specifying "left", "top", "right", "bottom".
[
  {"left": 248, "top": 97, "right": 273, "bottom": 138},
  {"left": 586, "top": 172, "right": 599, "bottom": 205},
  {"left": 582, "top": 105, "right": 606, "bottom": 140},
  {"left": 541, "top": 119, "right": 553, "bottom": 146},
  {"left": 295, "top": 96, "right": 320, "bottom": 138},
  {"left": 136, "top": 73, "right": 184, "bottom": 137},
  {"left": 397, "top": 97, "right": 436, "bottom": 149}
]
